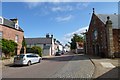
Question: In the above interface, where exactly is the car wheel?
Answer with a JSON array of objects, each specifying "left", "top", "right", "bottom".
[
  {"left": 38, "top": 59, "right": 41, "bottom": 63},
  {"left": 27, "top": 61, "right": 31, "bottom": 66}
]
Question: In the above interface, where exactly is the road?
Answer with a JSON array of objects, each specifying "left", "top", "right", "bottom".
[{"left": 2, "top": 53, "right": 94, "bottom": 79}]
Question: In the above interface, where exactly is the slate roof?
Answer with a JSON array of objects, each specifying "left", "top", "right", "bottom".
[
  {"left": 25, "top": 38, "right": 52, "bottom": 45},
  {"left": 1, "top": 17, "right": 24, "bottom": 32},
  {"left": 96, "top": 14, "right": 119, "bottom": 29}
]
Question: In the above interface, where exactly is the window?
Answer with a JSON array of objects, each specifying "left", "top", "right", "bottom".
[
  {"left": 27, "top": 55, "right": 32, "bottom": 58},
  {"left": 15, "top": 35, "right": 19, "bottom": 43},
  {"left": 0, "top": 17, "right": 3, "bottom": 24},
  {"left": 0, "top": 32, "right": 2, "bottom": 39},
  {"left": 15, "top": 24, "right": 19, "bottom": 29},
  {"left": 17, "top": 54, "right": 25, "bottom": 59}
]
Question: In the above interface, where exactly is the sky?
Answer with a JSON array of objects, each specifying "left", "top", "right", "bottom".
[{"left": 1, "top": 2, "right": 118, "bottom": 45}]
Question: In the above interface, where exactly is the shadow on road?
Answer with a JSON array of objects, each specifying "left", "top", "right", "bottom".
[
  {"left": 4, "top": 64, "right": 27, "bottom": 67},
  {"left": 42, "top": 54, "right": 90, "bottom": 62},
  {"left": 93, "top": 67, "right": 119, "bottom": 80}
]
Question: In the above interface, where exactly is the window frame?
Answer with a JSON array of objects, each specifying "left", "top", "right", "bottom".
[
  {"left": 0, "top": 17, "right": 3, "bottom": 24},
  {"left": 15, "top": 35, "right": 19, "bottom": 43}
]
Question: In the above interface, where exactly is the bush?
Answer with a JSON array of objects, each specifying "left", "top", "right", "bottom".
[
  {"left": 1, "top": 39, "right": 17, "bottom": 58},
  {"left": 26, "top": 47, "right": 34, "bottom": 53},
  {"left": 32, "top": 46, "right": 42, "bottom": 57}
]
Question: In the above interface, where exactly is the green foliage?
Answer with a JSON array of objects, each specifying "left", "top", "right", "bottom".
[
  {"left": 2, "top": 39, "right": 17, "bottom": 57},
  {"left": 32, "top": 46, "right": 42, "bottom": 57},
  {"left": 72, "top": 34, "right": 84, "bottom": 42},
  {"left": 70, "top": 34, "right": 84, "bottom": 49}
]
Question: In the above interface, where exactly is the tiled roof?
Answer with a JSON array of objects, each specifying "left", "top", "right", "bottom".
[
  {"left": 1, "top": 17, "right": 24, "bottom": 32},
  {"left": 25, "top": 38, "right": 52, "bottom": 45},
  {"left": 96, "top": 14, "right": 119, "bottom": 29}
]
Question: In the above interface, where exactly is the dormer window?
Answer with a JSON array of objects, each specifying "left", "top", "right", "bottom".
[
  {"left": 0, "top": 17, "right": 3, "bottom": 24},
  {"left": 15, "top": 24, "right": 19, "bottom": 29}
]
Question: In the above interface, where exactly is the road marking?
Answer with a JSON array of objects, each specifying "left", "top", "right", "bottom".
[{"left": 100, "top": 62, "right": 115, "bottom": 68}]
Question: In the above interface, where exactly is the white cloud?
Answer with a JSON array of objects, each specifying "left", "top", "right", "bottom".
[
  {"left": 51, "top": 7, "right": 64, "bottom": 12},
  {"left": 27, "top": 2, "right": 40, "bottom": 9},
  {"left": 55, "top": 15, "right": 73, "bottom": 22},
  {"left": 76, "top": 3, "right": 89, "bottom": 10},
  {"left": 51, "top": 5, "right": 73, "bottom": 12},
  {"left": 63, "top": 26, "right": 89, "bottom": 42}
]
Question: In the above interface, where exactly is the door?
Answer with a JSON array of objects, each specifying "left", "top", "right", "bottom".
[
  {"left": 92, "top": 45, "right": 95, "bottom": 55},
  {"left": 96, "top": 45, "right": 100, "bottom": 56}
]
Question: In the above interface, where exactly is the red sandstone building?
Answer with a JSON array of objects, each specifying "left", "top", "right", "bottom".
[
  {"left": 0, "top": 16, "right": 24, "bottom": 55},
  {"left": 86, "top": 9, "right": 120, "bottom": 58}
]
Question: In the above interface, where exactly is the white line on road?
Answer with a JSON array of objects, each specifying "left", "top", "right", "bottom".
[{"left": 100, "top": 62, "right": 115, "bottom": 68}]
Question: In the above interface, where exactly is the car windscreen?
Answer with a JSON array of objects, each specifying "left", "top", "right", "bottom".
[
  {"left": 27, "top": 54, "right": 38, "bottom": 58},
  {"left": 16, "top": 54, "right": 25, "bottom": 59}
]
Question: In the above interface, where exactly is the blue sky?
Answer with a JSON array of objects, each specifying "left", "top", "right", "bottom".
[{"left": 2, "top": 2, "right": 118, "bottom": 45}]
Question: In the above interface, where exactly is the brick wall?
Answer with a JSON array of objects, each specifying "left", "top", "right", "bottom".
[
  {"left": 0, "top": 25, "right": 24, "bottom": 55},
  {"left": 86, "top": 13, "right": 120, "bottom": 57},
  {"left": 86, "top": 14, "right": 108, "bottom": 57},
  {"left": 113, "top": 29, "right": 120, "bottom": 53}
]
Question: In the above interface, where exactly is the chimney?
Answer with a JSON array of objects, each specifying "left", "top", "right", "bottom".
[
  {"left": 46, "top": 33, "right": 50, "bottom": 38},
  {"left": 10, "top": 18, "right": 18, "bottom": 25},
  {"left": 51, "top": 34, "right": 53, "bottom": 38},
  {"left": 10, "top": 18, "right": 19, "bottom": 29}
]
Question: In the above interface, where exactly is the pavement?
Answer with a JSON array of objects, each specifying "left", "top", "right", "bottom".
[{"left": 87, "top": 55, "right": 119, "bottom": 80}]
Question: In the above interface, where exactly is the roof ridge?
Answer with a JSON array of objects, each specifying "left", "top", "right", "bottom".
[
  {"left": 25, "top": 37, "right": 52, "bottom": 39},
  {"left": 96, "top": 14, "right": 118, "bottom": 16}
]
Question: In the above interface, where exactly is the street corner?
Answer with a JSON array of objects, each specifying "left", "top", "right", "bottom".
[{"left": 88, "top": 56, "right": 119, "bottom": 79}]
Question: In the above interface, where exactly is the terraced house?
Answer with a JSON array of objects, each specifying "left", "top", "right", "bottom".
[
  {"left": 86, "top": 9, "right": 120, "bottom": 58},
  {"left": 25, "top": 34, "right": 55, "bottom": 56},
  {"left": 0, "top": 16, "right": 24, "bottom": 55}
]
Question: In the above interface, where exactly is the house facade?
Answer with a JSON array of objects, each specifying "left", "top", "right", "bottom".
[
  {"left": 76, "top": 42, "right": 84, "bottom": 53},
  {"left": 54, "top": 40, "right": 64, "bottom": 53},
  {"left": 86, "top": 9, "right": 120, "bottom": 58},
  {"left": 64, "top": 44, "right": 70, "bottom": 52},
  {"left": 0, "top": 17, "right": 24, "bottom": 55},
  {"left": 25, "top": 34, "right": 55, "bottom": 56}
]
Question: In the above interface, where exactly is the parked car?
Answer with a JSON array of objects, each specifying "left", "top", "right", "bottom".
[
  {"left": 61, "top": 50, "right": 65, "bottom": 55},
  {"left": 55, "top": 51, "right": 61, "bottom": 56},
  {"left": 14, "top": 53, "right": 42, "bottom": 66}
]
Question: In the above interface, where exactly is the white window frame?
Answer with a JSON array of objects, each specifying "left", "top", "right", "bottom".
[
  {"left": 15, "top": 24, "right": 19, "bottom": 29},
  {"left": 0, "top": 16, "right": 3, "bottom": 24},
  {"left": 15, "top": 35, "right": 19, "bottom": 43},
  {"left": 0, "top": 31, "right": 2, "bottom": 38}
]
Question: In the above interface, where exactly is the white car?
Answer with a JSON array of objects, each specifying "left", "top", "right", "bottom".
[{"left": 14, "top": 53, "right": 42, "bottom": 66}]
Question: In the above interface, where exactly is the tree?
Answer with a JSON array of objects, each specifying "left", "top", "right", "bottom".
[
  {"left": 22, "top": 37, "right": 27, "bottom": 47},
  {"left": 32, "top": 46, "right": 42, "bottom": 57},
  {"left": 70, "top": 34, "right": 84, "bottom": 49},
  {"left": 22, "top": 37, "right": 27, "bottom": 54},
  {"left": 2, "top": 39, "right": 17, "bottom": 58}
]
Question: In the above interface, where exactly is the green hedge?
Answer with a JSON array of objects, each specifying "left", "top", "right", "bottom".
[{"left": 26, "top": 46, "right": 42, "bottom": 57}]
